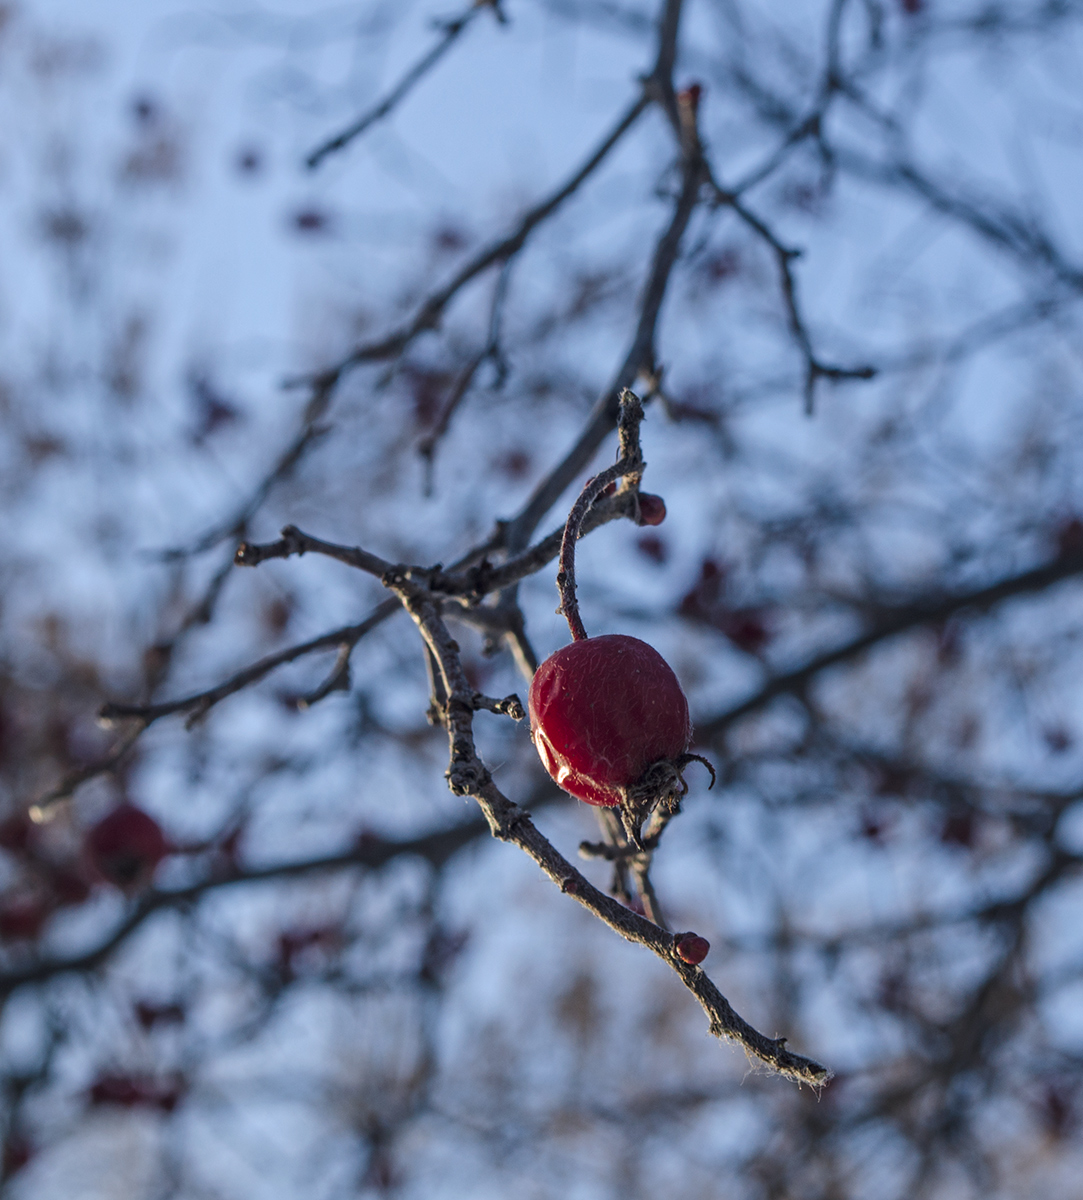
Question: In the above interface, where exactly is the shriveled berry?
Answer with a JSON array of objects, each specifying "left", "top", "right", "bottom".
[
  {"left": 86, "top": 804, "right": 168, "bottom": 891},
  {"left": 675, "top": 933, "right": 710, "bottom": 965},
  {"left": 638, "top": 493, "right": 666, "bottom": 526},
  {"left": 528, "top": 634, "right": 691, "bottom": 807}
]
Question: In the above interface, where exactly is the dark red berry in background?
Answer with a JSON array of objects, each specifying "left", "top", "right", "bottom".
[
  {"left": 638, "top": 493, "right": 666, "bottom": 526},
  {"left": 88, "top": 1073, "right": 183, "bottom": 1112},
  {"left": 85, "top": 803, "right": 168, "bottom": 891},
  {"left": 0, "top": 813, "right": 33, "bottom": 853},
  {"left": 528, "top": 634, "right": 691, "bottom": 807},
  {"left": 0, "top": 895, "right": 48, "bottom": 942},
  {"left": 675, "top": 933, "right": 710, "bottom": 965}
]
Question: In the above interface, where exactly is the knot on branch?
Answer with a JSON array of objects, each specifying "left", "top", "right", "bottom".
[
  {"left": 446, "top": 759, "right": 490, "bottom": 796},
  {"left": 235, "top": 524, "right": 306, "bottom": 567}
]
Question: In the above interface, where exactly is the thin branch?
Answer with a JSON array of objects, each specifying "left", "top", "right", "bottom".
[
  {"left": 385, "top": 567, "right": 830, "bottom": 1085},
  {"left": 305, "top": 2, "right": 499, "bottom": 170},
  {"left": 698, "top": 551, "right": 1083, "bottom": 740},
  {"left": 158, "top": 381, "right": 334, "bottom": 560},
  {"left": 28, "top": 722, "right": 146, "bottom": 823},
  {"left": 99, "top": 599, "right": 400, "bottom": 729},
  {"left": 706, "top": 170, "right": 876, "bottom": 414},
  {"left": 418, "top": 259, "right": 513, "bottom": 485},
  {"left": 502, "top": 109, "right": 706, "bottom": 553},
  {"left": 556, "top": 390, "right": 645, "bottom": 641},
  {"left": 0, "top": 813, "right": 494, "bottom": 996},
  {"left": 301, "top": 92, "right": 651, "bottom": 393},
  {"left": 234, "top": 524, "right": 392, "bottom": 577}
]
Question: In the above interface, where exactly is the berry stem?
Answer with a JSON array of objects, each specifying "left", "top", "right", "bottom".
[{"left": 557, "top": 390, "right": 646, "bottom": 641}]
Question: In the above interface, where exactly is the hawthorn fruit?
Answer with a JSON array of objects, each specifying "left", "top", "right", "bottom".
[
  {"left": 85, "top": 803, "right": 168, "bottom": 891},
  {"left": 675, "top": 933, "right": 710, "bottom": 965},
  {"left": 528, "top": 634, "right": 692, "bottom": 808},
  {"left": 637, "top": 493, "right": 666, "bottom": 526}
]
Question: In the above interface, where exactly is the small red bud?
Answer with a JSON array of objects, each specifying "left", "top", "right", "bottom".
[
  {"left": 561, "top": 876, "right": 579, "bottom": 895},
  {"left": 675, "top": 932, "right": 710, "bottom": 965},
  {"left": 638, "top": 493, "right": 666, "bottom": 526}
]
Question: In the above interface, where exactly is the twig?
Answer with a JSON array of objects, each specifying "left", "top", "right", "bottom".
[
  {"left": 385, "top": 565, "right": 830, "bottom": 1086},
  {"left": 698, "top": 551, "right": 1083, "bottom": 740},
  {"left": 706, "top": 171, "right": 876, "bottom": 414},
  {"left": 299, "top": 92, "right": 651, "bottom": 394},
  {"left": 306, "top": 3, "right": 499, "bottom": 171},
  {"left": 28, "top": 722, "right": 146, "bottom": 823},
  {"left": 418, "top": 259, "right": 513, "bottom": 486},
  {"left": 0, "top": 812, "right": 495, "bottom": 996},
  {"left": 556, "top": 390, "right": 646, "bottom": 641},
  {"left": 234, "top": 524, "right": 392, "bottom": 577},
  {"left": 501, "top": 93, "right": 706, "bottom": 553},
  {"left": 158, "top": 382, "right": 334, "bottom": 559},
  {"left": 99, "top": 599, "right": 401, "bottom": 729}
]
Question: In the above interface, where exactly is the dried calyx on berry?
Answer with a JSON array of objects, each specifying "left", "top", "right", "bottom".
[{"left": 529, "top": 390, "right": 714, "bottom": 844}]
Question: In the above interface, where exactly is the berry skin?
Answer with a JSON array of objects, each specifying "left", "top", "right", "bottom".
[
  {"left": 638, "top": 493, "right": 666, "bottom": 526},
  {"left": 528, "top": 634, "right": 691, "bottom": 807},
  {"left": 85, "top": 804, "right": 168, "bottom": 891},
  {"left": 675, "top": 933, "right": 710, "bottom": 965}
]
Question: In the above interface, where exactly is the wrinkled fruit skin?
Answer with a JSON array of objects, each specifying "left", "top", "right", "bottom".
[
  {"left": 529, "top": 634, "right": 691, "bottom": 807},
  {"left": 86, "top": 804, "right": 168, "bottom": 891},
  {"left": 675, "top": 933, "right": 710, "bottom": 965}
]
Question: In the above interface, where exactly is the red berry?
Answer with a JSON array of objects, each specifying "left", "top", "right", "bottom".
[
  {"left": 675, "top": 933, "right": 710, "bottom": 965},
  {"left": 528, "top": 634, "right": 691, "bottom": 807},
  {"left": 0, "top": 813, "right": 34, "bottom": 853},
  {"left": 88, "top": 1073, "right": 183, "bottom": 1112},
  {"left": 638, "top": 493, "right": 666, "bottom": 526},
  {"left": 85, "top": 804, "right": 168, "bottom": 891},
  {"left": 0, "top": 895, "right": 48, "bottom": 942}
]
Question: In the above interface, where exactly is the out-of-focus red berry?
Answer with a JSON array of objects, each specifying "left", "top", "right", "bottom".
[
  {"left": 675, "top": 933, "right": 710, "bottom": 964},
  {"left": 49, "top": 866, "right": 92, "bottom": 907},
  {"left": 941, "top": 811, "right": 976, "bottom": 848},
  {"left": 528, "top": 634, "right": 691, "bottom": 807},
  {"left": 0, "top": 895, "right": 48, "bottom": 941},
  {"left": 85, "top": 804, "right": 169, "bottom": 891},
  {"left": 2, "top": 1135, "right": 32, "bottom": 1178},
  {"left": 636, "top": 533, "right": 668, "bottom": 564},
  {"left": 88, "top": 1073, "right": 183, "bottom": 1112},
  {"left": 638, "top": 493, "right": 666, "bottom": 526},
  {"left": 0, "top": 814, "right": 33, "bottom": 853},
  {"left": 1056, "top": 516, "right": 1083, "bottom": 559},
  {"left": 134, "top": 1001, "right": 186, "bottom": 1030}
]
